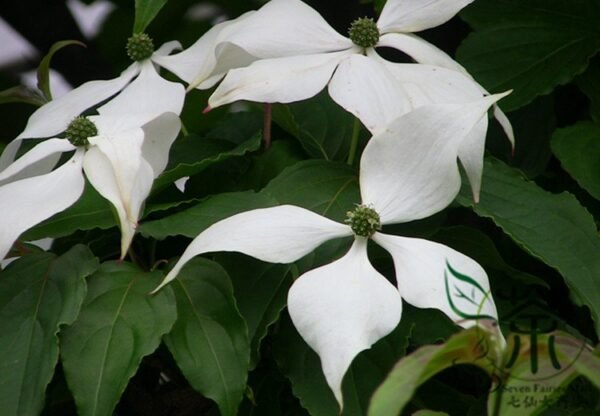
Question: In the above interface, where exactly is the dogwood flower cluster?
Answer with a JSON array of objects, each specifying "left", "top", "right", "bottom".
[{"left": 0, "top": 0, "right": 512, "bottom": 409}]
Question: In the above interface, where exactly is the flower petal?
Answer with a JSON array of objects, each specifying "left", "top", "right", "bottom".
[
  {"left": 376, "top": 35, "right": 515, "bottom": 148},
  {"left": 154, "top": 205, "right": 351, "bottom": 292},
  {"left": 152, "top": 40, "right": 182, "bottom": 57},
  {"left": 458, "top": 116, "right": 488, "bottom": 202},
  {"left": 0, "top": 151, "right": 84, "bottom": 260},
  {"left": 378, "top": 0, "right": 474, "bottom": 33},
  {"left": 96, "top": 61, "right": 185, "bottom": 132},
  {"left": 140, "top": 112, "right": 181, "bottom": 177},
  {"left": 328, "top": 54, "right": 412, "bottom": 133},
  {"left": 373, "top": 232, "right": 498, "bottom": 327},
  {"left": 83, "top": 129, "right": 153, "bottom": 258},
  {"left": 16, "top": 64, "right": 140, "bottom": 140},
  {"left": 0, "top": 138, "right": 74, "bottom": 183},
  {"left": 287, "top": 237, "right": 402, "bottom": 408},
  {"left": 378, "top": 33, "right": 466, "bottom": 73},
  {"left": 208, "top": 50, "right": 351, "bottom": 108},
  {"left": 215, "top": 0, "right": 351, "bottom": 61},
  {"left": 360, "top": 95, "right": 507, "bottom": 224},
  {"left": 153, "top": 14, "right": 255, "bottom": 89}
]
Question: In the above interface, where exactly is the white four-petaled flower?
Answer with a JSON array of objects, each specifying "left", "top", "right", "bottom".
[
  {"left": 179, "top": 0, "right": 514, "bottom": 201},
  {"left": 154, "top": 97, "right": 504, "bottom": 408}
]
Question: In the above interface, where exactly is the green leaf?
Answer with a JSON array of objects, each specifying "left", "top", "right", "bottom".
[
  {"left": 551, "top": 121, "right": 600, "bottom": 200},
  {"left": 60, "top": 262, "right": 176, "bottom": 416},
  {"left": 153, "top": 113, "right": 262, "bottom": 191},
  {"left": 0, "top": 245, "right": 98, "bottom": 416},
  {"left": 368, "top": 327, "right": 499, "bottom": 416},
  {"left": 164, "top": 258, "right": 249, "bottom": 416},
  {"left": 457, "top": 157, "right": 600, "bottom": 335},
  {"left": 22, "top": 182, "right": 116, "bottom": 241},
  {"left": 217, "top": 253, "right": 293, "bottom": 368},
  {"left": 458, "top": 0, "right": 600, "bottom": 111},
  {"left": 0, "top": 86, "right": 46, "bottom": 106},
  {"left": 139, "top": 191, "right": 278, "bottom": 239},
  {"left": 261, "top": 160, "right": 360, "bottom": 222},
  {"left": 576, "top": 57, "right": 600, "bottom": 122},
  {"left": 272, "top": 92, "right": 356, "bottom": 160},
  {"left": 273, "top": 314, "right": 412, "bottom": 416},
  {"left": 134, "top": 0, "right": 169, "bottom": 33},
  {"left": 37, "top": 40, "right": 86, "bottom": 101}
]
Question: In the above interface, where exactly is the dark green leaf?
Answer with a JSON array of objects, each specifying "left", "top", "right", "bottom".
[
  {"left": 0, "top": 245, "right": 98, "bottom": 415},
  {"left": 139, "top": 191, "right": 278, "bottom": 239},
  {"left": 22, "top": 182, "right": 116, "bottom": 241},
  {"left": 217, "top": 253, "right": 293, "bottom": 368},
  {"left": 272, "top": 92, "right": 356, "bottom": 160},
  {"left": 458, "top": 0, "right": 600, "bottom": 111},
  {"left": 164, "top": 258, "right": 249, "bottom": 416},
  {"left": 576, "top": 57, "right": 600, "bottom": 122},
  {"left": 153, "top": 113, "right": 262, "bottom": 191},
  {"left": 134, "top": 0, "right": 169, "bottom": 33},
  {"left": 457, "top": 157, "right": 600, "bottom": 335},
  {"left": 551, "top": 121, "right": 600, "bottom": 200},
  {"left": 37, "top": 40, "right": 86, "bottom": 101},
  {"left": 261, "top": 160, "right": 360, "bottom": 222},
  {"left": 60, "top": 262, "right": 176, "bottom": 416}
]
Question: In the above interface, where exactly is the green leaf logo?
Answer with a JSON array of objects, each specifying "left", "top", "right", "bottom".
[{"left": 444, "top": 260, "right": 496, "bottom": 322}]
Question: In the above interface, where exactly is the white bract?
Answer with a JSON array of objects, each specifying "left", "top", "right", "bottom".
[
  {"left": 191, "top": 0, "right": 513, "bottom": 200},
  {"left": 0, "top": 37, "right": 185, "bottom": 171},
  {"left": 0, "top": 108, "right": 181, "bottom": 260},
  {"left": 153, "top": 97, "right": 505, "bottom": 408}
]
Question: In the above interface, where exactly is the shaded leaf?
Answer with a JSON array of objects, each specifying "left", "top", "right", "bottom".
[
  {"left": 139, "top": 191, "right": 278, "bottom": 239},
  {"left": 551, "top": 121, "right": 600, "bottom": 200},
  {"left": 272, "top": 92, "right": 356, "bottom": 160},
  {"left": 458, "top": 0, "right": 600, "bottom": 111},
  {"left": 153, "top": 113, "right": 263, "bottom": 191},
  {"left": 217, "top": 253, "right": 293, "bottom": 368},
  {"left": 0, "top": 245, "right": 97, "bottom": 415},
  {"left": 164, "top": 258, "right": 249, "bottom": 416},
  {"left": 576, "top": 56, "right": 600, "bottom": 122},
  {"left": 60, "top": 262, "right": 176, "bottom": 416},
  {"left": 457, "top": 157, "right": 600, "bottom": 335},
  {"left": 261, "top": 160, "right": 360, "bottom": 222}
]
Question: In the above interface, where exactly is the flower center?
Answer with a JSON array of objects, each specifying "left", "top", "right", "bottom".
[
  {"left": 65, "top": 116, "right": 97, "bottom": 147},
  {"left": 345, "top": 204, "right": 381, "bottom": 237},
  {"left": 126, "top": 33, "right": 154, "bottom": 61},
  {"left": 348, "top": 17, "right": 379, "bottom": 49}
]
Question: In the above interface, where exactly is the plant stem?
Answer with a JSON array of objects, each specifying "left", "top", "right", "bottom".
[
  {"left": 263, "top": 103, "right": 272, "bottom": 149},
  {"left": 347, "top": 117, "right": 361, "bottom": 166}
]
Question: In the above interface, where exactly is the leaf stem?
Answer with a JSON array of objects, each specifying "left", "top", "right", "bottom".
[{"left": 347, "top": 117, "right": 361, "bottom": 166}]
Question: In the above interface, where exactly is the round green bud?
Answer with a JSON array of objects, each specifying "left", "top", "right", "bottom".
[
  {"left": 345, "top": 204, "right": 381, "bottom": 237},
  {"left": 348, "top": 17, "right": 379, "bottom": 49},
  {"left": 65, "top": 116, "right": 97, "bottom": 147},
  {"left": 126, "top": 33, "right": 154, "bottom": 61}
]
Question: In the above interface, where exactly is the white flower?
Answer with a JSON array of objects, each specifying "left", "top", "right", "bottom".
[
  {"left": 153, "top": 97, "right": 504, "bottom": 408},
  {"left": 0, "top": 112, "right": 181, "bottom": 261},
  {"left": 0, "top": 37, "right": 185, "bottom": 171},
  {"left": 196, "top": 0, "right": 513, "bottom": 200}
]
